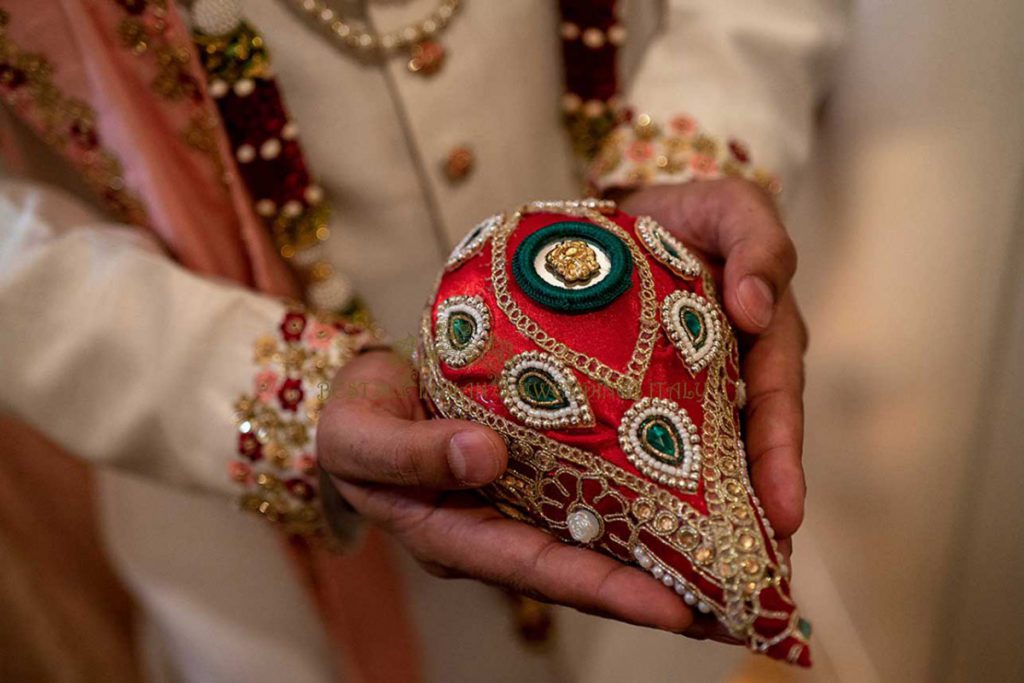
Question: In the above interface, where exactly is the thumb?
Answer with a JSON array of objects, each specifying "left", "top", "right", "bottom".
[{"left": 316, "top": 349, "right": 507, "bottom": 489}]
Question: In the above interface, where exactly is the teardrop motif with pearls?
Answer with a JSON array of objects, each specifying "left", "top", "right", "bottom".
[
  {"left": 618, "top": 397, "right": 701, "bottom": 492},
  {"left": 661, "top": 290, "right": 722, "bottom": 375},
  {"left": 500, "top": 351, "right": 594, "bottom": 429}
]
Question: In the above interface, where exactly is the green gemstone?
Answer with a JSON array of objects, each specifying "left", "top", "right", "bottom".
[
  {"left": 798, "top": 618, "right": 813, "bottom": 639},
  {"left": 659, "top": 234, "right": 681, "bottom": 259},
  {"left": 640, "top": 417, "right": 683, "bottom": 465},
  {"left": 448, "top": 313, "right": 476, "bottom": 348},
  {"left": 517, "top": 371, "right": 568, "bottom": 408},
  {"left": 681, "top": 307, "right": 706, "bottom": 349}
]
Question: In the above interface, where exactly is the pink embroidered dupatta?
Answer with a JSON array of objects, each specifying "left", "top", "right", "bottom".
[{"left": 0, "top": 2, "right": 419, "bottom": 680}]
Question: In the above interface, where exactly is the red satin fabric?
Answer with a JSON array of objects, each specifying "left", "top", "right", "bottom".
[{"left": 432, "top": 210, "right": 810, "bottom": 667}]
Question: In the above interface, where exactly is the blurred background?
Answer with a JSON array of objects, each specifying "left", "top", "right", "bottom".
[{"left": 2, "top": 0, "right": 1021, "bottom": 681}]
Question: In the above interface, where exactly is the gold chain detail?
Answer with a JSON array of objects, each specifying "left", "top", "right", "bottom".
[{"left": 490, "top": 205, "right": 659, "bottom": 399}]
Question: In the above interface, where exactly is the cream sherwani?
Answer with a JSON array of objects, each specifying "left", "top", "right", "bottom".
[{"left": 0, "top": 1, "right": 845, "bottom": 681}]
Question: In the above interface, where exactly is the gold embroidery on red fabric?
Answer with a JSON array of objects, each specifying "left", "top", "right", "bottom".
[{"left": 417, "top": 294, "right": 808, "bottom": 654}]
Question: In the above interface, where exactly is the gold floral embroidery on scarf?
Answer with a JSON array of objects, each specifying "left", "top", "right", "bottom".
[
  {"left": 0, "top": 10, "right": 146, "bottom": 224},
  {"left": 112, "top": 1, "right": 224, "bottom": 163}
]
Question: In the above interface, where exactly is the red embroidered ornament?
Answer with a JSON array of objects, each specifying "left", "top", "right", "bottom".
[{"left": 417, "top": 200, "right": 812, "bottom": 666}]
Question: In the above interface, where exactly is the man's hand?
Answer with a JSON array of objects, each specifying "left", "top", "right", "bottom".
[
  {"left": 318, "top": 350, "right": 704, "bottom": 636},
  {"left": 620, "top": 179, "right": 809, "bottom": 541},
  {"left": 317, "top": 177, "right": 806, "bottom": 640}
]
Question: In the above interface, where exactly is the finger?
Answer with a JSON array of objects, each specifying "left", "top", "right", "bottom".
[
  {"left": 742, "top": 292, "right": 808, "bottom": 538},
  {"left": 339, "top": 482, "right": 695, "bottom": 632},
  {"left": 317, "top": 352, "right": 508, "bottom": 489},
  {"left": 624, "top": 180, "right": 797, "bottom": 333}
]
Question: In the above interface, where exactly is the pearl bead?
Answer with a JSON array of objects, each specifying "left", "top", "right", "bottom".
[
  {"left": 255, "top": 199, "right": 276, "bottom": 216},
  {"left": 235, "top": 144, "right": 255, "bottom": 163},
  {"left": 233, "top": 78, "right": 255, "bottom": 97},
  {"left": 561, "top": 93, "right": 582, "bottom": 113},
  {"left": 208, "top": 79, "right": 228, "bottom": 98},
  {"left": 304, "top": 185, "right": 324, "bottom": 203},
  {"left": 582, "top": 28, "right": 605, "bottom": 49},
  {"left": 560, "top": 22, "right": 580, "bottom": 40},
  {"left": 582, "top": 99, "right": 605, "bottom": 118},
  {"left": 566, "top": 509, "right": 601, "bottom": 544},
  {"left": 260, "top": 138, "right": 282, "bottom": 160}
]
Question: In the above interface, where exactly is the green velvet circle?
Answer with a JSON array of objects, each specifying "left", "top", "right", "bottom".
[{"left": 511, "top": 221, "right": 633, "bottom": 313}]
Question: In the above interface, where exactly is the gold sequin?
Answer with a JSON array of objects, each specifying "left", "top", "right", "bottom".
[
  {"left": 653, "top": 510, "right": 679, "bottom": 535},
  {"left": 632, "top": 498, "right": 656, "bottom": 521}
]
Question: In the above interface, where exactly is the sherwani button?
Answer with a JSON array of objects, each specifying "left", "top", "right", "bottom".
[{"left": 443, "top": 146, "right": 475, "bottom": 182}]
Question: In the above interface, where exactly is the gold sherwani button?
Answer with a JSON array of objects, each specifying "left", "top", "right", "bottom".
[{"left": 443, "top": 146, "right": 474, "bottom": 182}]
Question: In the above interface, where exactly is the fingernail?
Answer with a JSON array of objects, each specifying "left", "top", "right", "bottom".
[
  {"left": 448, "top": 431, "right": 500, "bottom": 485},
  {"left": 737, "top": 276, "right": 775, "bottom": 329}
]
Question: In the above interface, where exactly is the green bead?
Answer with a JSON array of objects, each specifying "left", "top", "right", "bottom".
[
  {"left": 798, "top": 618, "right": 813, "bottom": 639},
  {"left": 659, "top": 234, "right": 681, "bottom": 259},
  {"left": 681, "top": 307, "right": 705, "bottom": 348},
  {"left": 517, "top": 371, "right": 568, "bottom": 408},
  {"left": 448, "top": 313, "right": 476, "bottom": 348},
  {"left": 640, "top": 417, "right": 683, "bottom": 465}
]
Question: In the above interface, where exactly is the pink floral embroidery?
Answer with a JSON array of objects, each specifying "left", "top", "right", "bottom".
[
  {"left": 587, "top": 113, "right": 780, "bottom": 197},
  {"left": 228, "top": 460, "right": 251, "bottom": 483},
  {"left": 306, "top": 320, "right": 338, "bottom": 350},
  {"left": 690, "top": 153, "right": 718, "bottom": 177},
  {"left": 670, "top": 115, "right": 697, "bottom": 136},
  {"left": 626, "top": 140, "right": 655, "bottom": 163},
  {"left": 254, "top": 369, "right": 279, "bottom": 402},
  {"left": 295, "top": 454, "right": 317, "bottom": 476}
]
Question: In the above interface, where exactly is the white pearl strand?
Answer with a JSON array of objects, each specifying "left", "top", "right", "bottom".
[
  {"left": 283, "top": 0, "right": 461, "bottom": 58},
  {"left": 632, "top": 545, "right": 713, "bottom": 615}
]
